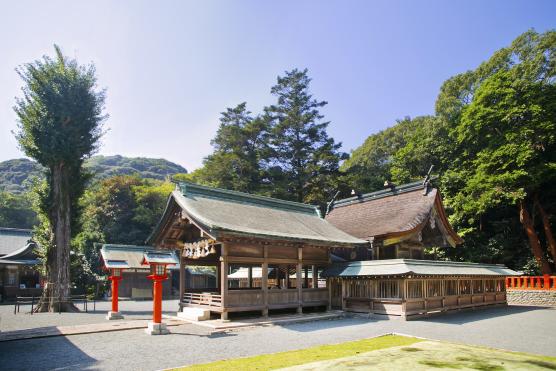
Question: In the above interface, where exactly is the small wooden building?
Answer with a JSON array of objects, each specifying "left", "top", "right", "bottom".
[
  {"left": 324, "top": 180, "right": 520, "bottom": 318},
  {"left": 100, "top": 244, "right": 175, "bottom": 298},
  {"left": 147, "top": 182, "right": 367, "bottom": 319},
  {"left": 323, "top": 259, "right": 519, "bottom": 319},
  {"left": 0, "top": 227, "right": 41, "bottom": 301}
]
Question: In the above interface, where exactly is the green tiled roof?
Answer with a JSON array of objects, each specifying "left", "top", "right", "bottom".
[
  {"left": 0, "top": 227, "right": 33, "bottom": 256},
  {"left": 322, "top": 259, "right": 521, "bottom": 278},
  {"left": 150, "top": 182, "right": 368, "bottom": 247}
]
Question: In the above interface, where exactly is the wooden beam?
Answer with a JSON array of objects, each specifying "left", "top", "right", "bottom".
[{"left": 223, "top": 256, "right": 328, "bottom": 265}]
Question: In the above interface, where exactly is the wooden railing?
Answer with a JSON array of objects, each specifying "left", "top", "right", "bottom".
[
  {"left": 506, "top": 275, "right": 556, "bottom": 290},
  {"left": 182, "top": 292, "right": 222, "bottom": 307},
  {"left": 14, "top": 294, "right": 95, "bottom": 314}
]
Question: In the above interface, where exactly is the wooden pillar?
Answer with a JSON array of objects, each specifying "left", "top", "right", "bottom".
[
  {"left": 248, "top": 266, "right": 253, "bottom": 288},
  {"left": 262, "top": 246, "right": 269, "bottom": 317},
  {"left": 297, "top": 247, "right": 303, "bottom": 314},
  {"left": 423, "top": 279, "right": 428, "bottom": 312},
  {"left": 327, "top": 278, "right": 332, "bottom": 311},
  {"left": 341, "top": 279, "right": 346, "bottom": 311},
  {"left": 220, "top": 243, "right": 229, "bottom": 321},
  {"left": 179, "top": 252, "right": 185, "bottom": 311},
  {"left": 311, "top": 265, "right": 317, "bottom": 288}
]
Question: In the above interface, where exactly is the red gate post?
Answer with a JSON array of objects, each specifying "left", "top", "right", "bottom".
[
  {"left": 530, "top": 277, "right": 535, "bottom": 289},
  {"left": 106, "top": 268, "right": 124, "bottom": 320},
  {"left": 142, "top": 251, "right": 178, "bottom": 335},
  {"left": 543, "top": 275, "right": 550, "bottom": 290}
]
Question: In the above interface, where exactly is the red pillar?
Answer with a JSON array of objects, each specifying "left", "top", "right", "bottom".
[
  {"left": 110, "top": 276, "right": 122, "bottom": 312},
  {"left": 530, "top": 276, "right": 535, "bottom": 289},
  {"left": 153, "top": 278, "right": 163, "bottom": 323}
]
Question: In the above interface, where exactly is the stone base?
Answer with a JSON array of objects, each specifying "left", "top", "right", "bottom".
[
  {"left": 507, "top": 290, "right": 556, "bottom": 307},
  {"left": 106, "top": 311, "right": 124, "bottom": 320},
  {"left": 145, "top": 321, "right": 170, "bottom": 335},
  {"left": 177, "top": 307, "right": 210, "bottom": 321}
]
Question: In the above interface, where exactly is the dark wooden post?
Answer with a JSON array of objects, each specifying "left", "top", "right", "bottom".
[
  {"left": 220, "top": 243, "right": 229, "bottom": 321},
  {"left": 297, "top": 247, "right": 303, "bottom": 314},
  {"left": 262, "top": 246, "right": 269, "bottom": 317},
  {"left": 179, "top": 251, "right": 184, "bottom": 311},
  {"left": 311, "top": 265, "right": 317, "bottom": 288}
]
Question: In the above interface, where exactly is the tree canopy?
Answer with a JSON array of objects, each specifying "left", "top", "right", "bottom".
[{"left": 14, "top": 45, "right": 106, "bottom": 311}]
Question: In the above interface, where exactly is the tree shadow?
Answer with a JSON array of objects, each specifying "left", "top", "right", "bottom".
[
  {"left": 412, "top": 305, "right": 550, "bottom": 325},
  {"left": 0, "top": 335, "right": 98, "bottom": 370}
]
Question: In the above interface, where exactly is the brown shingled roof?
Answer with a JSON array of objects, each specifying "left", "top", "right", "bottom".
[{"left": 325, "top": 181, "right": 462, "bottom": 245}]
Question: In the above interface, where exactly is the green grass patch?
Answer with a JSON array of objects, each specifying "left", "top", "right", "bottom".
[{"left": 173, "top": 334, "right": 422, "bottom": 371}]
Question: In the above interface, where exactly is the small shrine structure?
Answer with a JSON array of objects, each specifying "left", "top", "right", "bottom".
[{"left": 147, "top": 182, "right": 367, "bottom": 320}]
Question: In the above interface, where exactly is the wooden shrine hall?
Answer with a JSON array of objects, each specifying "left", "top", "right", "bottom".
[
  {"left": 147, "top": 182, "right": 367, "bottom": 320},
  {"left": 323, "top": 179, "right": 520, "bottom": 318}
]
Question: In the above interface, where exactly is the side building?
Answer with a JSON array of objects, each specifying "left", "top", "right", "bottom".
[
  {"left": 0, "top": 227, "right": 41, "bottom": 301},
  {"left": 324, "top": 180, "right": 520, "bottom": 319}
]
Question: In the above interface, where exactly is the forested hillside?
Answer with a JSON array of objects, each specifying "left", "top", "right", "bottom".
[{"left": 0, "top": 155, "right": 186, "bottom": 193}]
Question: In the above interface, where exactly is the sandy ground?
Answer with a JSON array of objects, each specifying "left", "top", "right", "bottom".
[{"left": 0, "top": 304, "right": 555, "bottom": 370}]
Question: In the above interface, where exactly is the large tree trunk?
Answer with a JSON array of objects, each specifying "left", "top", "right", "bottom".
[
  {"left": 35, "top": 163, "right": 78, "bottom": 312},
  {"left": 534, "top": 194, "right": 556, "bottom": 263},
  {"left": 519, "top": 199, "right": 552, "bottom": 275}
]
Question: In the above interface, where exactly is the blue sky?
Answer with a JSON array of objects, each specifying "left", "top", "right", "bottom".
[{"left": 1, "top": 1, "right": 554, "bottom": 171}]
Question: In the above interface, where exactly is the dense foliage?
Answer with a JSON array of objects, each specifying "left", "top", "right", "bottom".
[
  {"left": 0, "top": 158, "right": 43, "bottom": 193},
  {"left": 0, "top": 191, "right": 37, "bottom": 228},
  {"left": 73, "top": 176, "right": 174, "bottom": 286}
]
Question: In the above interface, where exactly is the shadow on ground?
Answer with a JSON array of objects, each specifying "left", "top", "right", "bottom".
[{"left": 0, "top": 335, "right": 98, "bottom": 370}]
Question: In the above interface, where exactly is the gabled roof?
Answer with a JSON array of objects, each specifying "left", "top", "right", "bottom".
[
  {"left": 0, "top": 228, "right": 33, "bottom": 256},
  {"left": 322, "top": 259, "right": 521, "bottom": 278},
  {"left": 325, "top": 181, "right": 462, "bottom": 246},
  {"left": 100, "top": 244, "right": 178, "bottom": 270},
  {"left": 149, "top": 182, "right": 368, "bottom": 247}
]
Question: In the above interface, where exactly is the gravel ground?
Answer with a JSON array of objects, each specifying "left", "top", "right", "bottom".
[
  {"left": 0, "top": 305, "right": 554, "bottom": 371},
  {"left": 0, "top": 299, "right": 180, "bottom": 331}
]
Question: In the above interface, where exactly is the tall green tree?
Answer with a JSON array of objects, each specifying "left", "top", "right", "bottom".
[
  {"left": 438, "top": 30, "right": 556, "bottom": 274},
  {"left": 14, "top": 45, "right": 106, "bottom": 311},
  {"left": 197, "top": 103, "right": 268, "bottom": 193},
  {"left": 264, "top": 68, "right": 346, "bottom": 205},
  {"left": 341, "top": 116, "right": 427, "bottom": 193}
]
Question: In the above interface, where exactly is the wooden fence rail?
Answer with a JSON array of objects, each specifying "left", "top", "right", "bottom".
[
  {"left": 506, "top": 275, "right": 556, "bottom": 291},
  {"left": 14, "top": 294, "right": 96, "bottom": 314},
  {"left": 182, "top": 292, "right": 222, "bottom": 307}
]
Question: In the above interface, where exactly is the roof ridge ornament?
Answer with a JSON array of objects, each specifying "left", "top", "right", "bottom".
[
  {"left": 325, "top": 190, "right": 341, "bottom": 216},
  {"left": 422, "top": 165, "right": 434, "bottom": 195}
]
